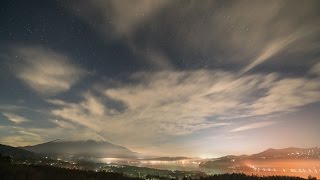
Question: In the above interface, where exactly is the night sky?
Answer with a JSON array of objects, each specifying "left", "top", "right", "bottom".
[{"left": 0, "top": 0, "right": 320, "bottom": 157}]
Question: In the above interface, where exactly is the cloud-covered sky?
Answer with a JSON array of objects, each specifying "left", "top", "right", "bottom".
[{"left": 0, "top": 0, "right": 319, "bottom": 157}]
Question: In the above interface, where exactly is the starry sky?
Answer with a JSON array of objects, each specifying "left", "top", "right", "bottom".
[{"left": 0, "top": 0, "right": 320, "bottom": 158}]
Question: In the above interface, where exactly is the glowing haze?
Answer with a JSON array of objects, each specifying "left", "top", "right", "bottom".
[{"left": 0, "top": 0, "right": 319, "bottom": 158}]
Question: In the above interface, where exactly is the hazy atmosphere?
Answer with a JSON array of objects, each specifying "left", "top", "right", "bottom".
[{"left": 1, "top": 0, "right": 320, "bottom": 158}]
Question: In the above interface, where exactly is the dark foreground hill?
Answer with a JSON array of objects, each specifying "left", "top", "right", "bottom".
[
  {"left": 0, "top": 144, "right": 39, "bottom": 158},
  {"left": 0, "top": 164, "right": 142, "bottom": 180}
]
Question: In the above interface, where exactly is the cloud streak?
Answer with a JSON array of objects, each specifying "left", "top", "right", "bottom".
[
  {"left": 47, "top": 67, "right": 320, "bottom": 148},
  {"left": 67, "top": 0, "right": 320, "bottom": 74},
  {"left": 3, "top": 112, "right": 30, "bottom": 124},
  {"left": 0, "top": 123, "right": 106, "bottom": 147},
  {"left": 310, "top": 62, "right": 320, "bottom": 76},
  {"left": 241, "top": 31, "right": 306, "bottom": 74},
  {"left": 65, "top": 0, "right": 171, "bottom": 37},
  {"left": 12, "top": 46, "right": 85, "bottom": 95},
  {"left": 229, "top": 121, "right": 278, "bottom": 132}
]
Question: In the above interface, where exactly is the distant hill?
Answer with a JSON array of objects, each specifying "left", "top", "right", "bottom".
[
  {"left": 0, "top": 144, "right": 38, "bottom": 158},
  {"left": 200, "top": 147, "right": 320, "bottom": 169},
  {"left": 249, "top": 147, "right": 320, "bottom": 159},
  {"left": 205, "top": 147, "right": 320, "bottom": 163},
  {"left": 22, "top": 139, "right": 138, "bottom": 158}
]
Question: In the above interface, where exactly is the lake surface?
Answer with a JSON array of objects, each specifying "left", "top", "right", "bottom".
[
  {"left": 97, "top": 158, "right": 217, "bottom": 172},
  {"left": 97, "top": 158, "right": 320, "bottom": 178}
]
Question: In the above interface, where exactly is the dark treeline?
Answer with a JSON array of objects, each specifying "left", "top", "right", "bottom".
[
  {"left": 0, "top": 163, "right": 142, "bottom": 180},
  {"left": 0, "top": 154, "right": 142, "bottom": 180},
  {"left": 0, "top": 154, "right": 316, "bottom": 180}
]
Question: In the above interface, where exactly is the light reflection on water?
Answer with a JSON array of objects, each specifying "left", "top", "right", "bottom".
[
  {"left": 97, "top": 158, "right": 320, "bottom": 178},
  {"left": 97, "top": 157, "right": 219, "bottom": 173}
]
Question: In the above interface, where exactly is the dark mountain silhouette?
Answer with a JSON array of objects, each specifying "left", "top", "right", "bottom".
[
  {"left": 205, "top": 147, "right": 320, "bottom": 163},
  {"left": 0, "top": 144, "right": 39, "bottom": 158},
  {"left": 22, "top": 139, "right": 138, "bottom": 158},
  {"left": 249, "top": 147, "right": 320, "bottom": 159},
  {"left": 200, "top": 147, "right": 320, "bottom": 170}
]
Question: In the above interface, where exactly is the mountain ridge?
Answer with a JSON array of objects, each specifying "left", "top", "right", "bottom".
[
  {"left": 200, "top": 146, "right": 320, "bottom": 169},
  {"left": 0, "top": 144, "right": 39, "bottom": 158},
  {"left": 22, "top": 139, "right": 138, "bottom": 158}
]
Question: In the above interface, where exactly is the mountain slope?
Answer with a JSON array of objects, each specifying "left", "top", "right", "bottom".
[
  {"left": 22, "top": 139, "right": 137, "bottom": 158},
  {"left": 249, "top": 147, "right": 320, "bottom": 159},
  {"left": 200, "top": 147, "right": 320, "bottom": 169},
  {"left": 0, "top": 144, "right": 38, "bottom": 158}
]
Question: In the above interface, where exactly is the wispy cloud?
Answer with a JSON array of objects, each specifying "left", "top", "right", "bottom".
[
  {"left": 0, "top": 134, "right": 43, "bottom": 147},
  {"left": 229, "top": 121, "right": 278, "bottom": 132},
  {"left": 66, "top": 0, "right": 320, "bottom": 73},
  {"left": 250, "top": 78, "right": 320, "bottom": 115},
  {"left": 64, "top": 0, "right": 174, "bottom": 69},
  {"left": 310, "top": 62, "right": 320, "bottom": 76},
  {"left": 2, "top": 67, "right": 319, "bottom": 153},
  {"left": 241, "top": 31, "right": 306, "bottom": 74},
  {"left": 12, "top": 46, "right": 85, "bottom": 95},
  {"left": 49, "top": 93, "right": 105, "bottom": 131},
  {"left": 66, "top": 0, "right": 171, "bottom": 37},
  {"left": 3, "top": 112, "right": 30, "bottom": 124},
  {"left": 47, "top": 67, "right": 320, "bottom": 147},
  {"left": 51, "top": 119, "right": 76, "bottom": 129},
  {"left": 0, "top": 123, "right": 106, "bottom": 147}
]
